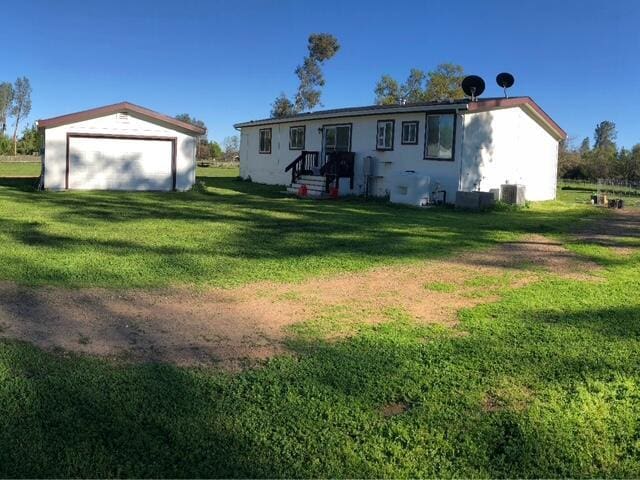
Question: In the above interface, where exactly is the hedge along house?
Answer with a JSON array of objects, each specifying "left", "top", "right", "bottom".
[
  {"left": 37, "top": 102, "right": 205, "bottom": 191},
  {"left": 234, "top": 96, "right": 566, "bottom": 204}
]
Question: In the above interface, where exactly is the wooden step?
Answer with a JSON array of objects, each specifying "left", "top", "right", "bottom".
[
  {"left": 290, "top": 181, "right": 326, "bottom": 193},
  {"left": 286, "top": 186, "right": 327, "bottom": 198},
  {"left": 296, "top": 176, "right": 326, "bottom": 186}
]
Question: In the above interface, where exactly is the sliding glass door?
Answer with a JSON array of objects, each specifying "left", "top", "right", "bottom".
[{"left": 322, "top": 124, "right": 351, "bottom": 169}]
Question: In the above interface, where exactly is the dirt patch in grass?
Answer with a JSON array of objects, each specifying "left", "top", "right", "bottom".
[
  {"left": 572, "top": 208, "right": 640, "bottom": 255},
  {"left": 483, "top": 383, "right": 536, "bottom": 413},
  {"left": 380, "top": 401, "right": 411, "bottom": 417},
  {"left": 0, "top": 212, "right": 633, "bottom": 369}
]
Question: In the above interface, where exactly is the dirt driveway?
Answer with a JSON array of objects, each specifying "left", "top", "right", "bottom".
[{"left": 0, "top": 209, "right": 637, "bottom": 369}]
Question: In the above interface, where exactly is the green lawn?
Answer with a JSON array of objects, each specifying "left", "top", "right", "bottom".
[
  {"left": 0, "top": 168, "right": 639, "bottom": 477},
  {"left": 0, "top": 161, "right": 41, "bottom": 177},
  {"left": 0, "top": 167, "right": 605, "bottom": 289}
]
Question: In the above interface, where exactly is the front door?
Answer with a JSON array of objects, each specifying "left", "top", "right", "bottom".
[{"left": 322, "top": 124, "right": 351, "bottom": 172}]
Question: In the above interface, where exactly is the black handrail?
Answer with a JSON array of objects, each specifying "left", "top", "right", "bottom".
[
  {"left": 320, "top": 152, "right": 355, "bottom": 193},
  {"left": 284, "top": 151, "right": 319, "bottom": 184}
]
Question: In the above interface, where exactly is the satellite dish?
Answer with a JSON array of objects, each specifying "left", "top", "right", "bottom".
[
  {"left": 496, "top": 72, "right": 515, "bottom": 98},
  {"left": 461, "top": 75, "right": 485, "bottom": 101}
]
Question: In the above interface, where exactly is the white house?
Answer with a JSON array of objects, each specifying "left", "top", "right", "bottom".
[
  {"left": 37, "top": 102, "right": 205, "bottom": 191},
  {"left": 234, "top": 96, "right": 566, "bottom": 204}
]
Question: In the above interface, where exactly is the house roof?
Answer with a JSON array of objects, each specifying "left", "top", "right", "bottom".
[
  {"left": 37, "top": 102, "right": 207, "bottom": 136},
  {"left": 234, "top": 96, "right": 566, "bottom": 140}
]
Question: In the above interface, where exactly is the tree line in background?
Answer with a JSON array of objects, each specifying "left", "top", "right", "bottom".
[
  {"left": 0, "top": 76, "right": 37, "bottom": 156},
  {"left": 559, "top": 120, "right": 640, "bottom": 182},
  {"left": 174, "top": 113, "right": 239, "bottom": 162}
]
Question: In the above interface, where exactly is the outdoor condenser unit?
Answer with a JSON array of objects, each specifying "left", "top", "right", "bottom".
[{"left": 500, "top": 184, "right": 526, "bottom": 205}]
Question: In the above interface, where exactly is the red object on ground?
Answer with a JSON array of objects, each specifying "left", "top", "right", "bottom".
[
  {"left": 298, "top": 184, "right": 308, "bottom": 197},
  {"left": 329, "top": 186, "right": 339, "bottom": 198}
]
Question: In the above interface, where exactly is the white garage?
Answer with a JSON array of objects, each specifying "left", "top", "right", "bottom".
[{"left": 38, "top": 102, "right": 205, "bottom": 191}]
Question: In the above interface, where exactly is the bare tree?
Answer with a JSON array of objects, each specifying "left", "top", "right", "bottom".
[
  {"left": 223, "top": 135, "right": 240, "bottom": 161},
  {"left": 10, "top": 77, "right": 31, "bottom": 155}
]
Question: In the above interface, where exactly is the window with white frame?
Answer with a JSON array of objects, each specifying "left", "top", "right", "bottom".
[
  {"left": 376, "top": 120, "right": 394, "bottom": 150},
  {"left": 259, "top": 128, "right": 272, "bottom": 154},
  {"left": 401, "top": 121, "right": 418, "bottom": 145},
  {"left": 424, "top": 114, "right": 454, "bottom": 160},
  {"left": 289, "top": 126, "right": 305, "bottom": 150}
]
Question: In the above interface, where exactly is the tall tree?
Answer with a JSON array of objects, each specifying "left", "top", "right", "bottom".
[
  {"left": 175, "top": 113, "right": 206, "bottom": 130},
  {"left": 402, "top": 68, "right": 428, "bottom": 103},
  {"left": 271, "top": 93, "right": 296, "bottom": 118},
  {"left": 208, "top": 141, "right": 223, "bottom": 160},
  {"left": 424, "top": 63, "right": 465, "bottom": 101},
  {"left": 617, "top": 144, "right": 640, "bottom": 182},
  {"left": 373, "top": 75, "right": 402, "bottom": 105},
  {"left": 307, "top": 33, "right": 340, "bottom": 62},
  {"left": 17, "top": 123, "right": 41, "bottom": 155},
  {"left": 175, "top": 113, "right": 207, "bottom": 143},
  {"left": 0, "top": 82, "right": 13, "bottom": 135},
  {"left": 10, "top": 77, "right": 31, "bottom": 155},
  {"left": 374, "top": 63, "right": 465, "bottom": 105},
  {"left": 583, "top": 147, "right": 616, "bottom": 180},
  {"left": 557, "top": 137, "right": 586, "bottom": 179},
  {"left": 579, "top": 137, "right": 591, "bottom": 154},
  {"left": 593, "top": 120, "right": 617, "bottom": 151},
  {"left": 222, "top": 135, "right": 240, "bottom": 160},
  {"left": 293, "top": 33, "right": 340, "bottom": 112},
  {"left": 271, "top": 33, "right": 340, "bottom": 116}
]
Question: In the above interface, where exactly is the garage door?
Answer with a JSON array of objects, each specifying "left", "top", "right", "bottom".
[{"left": 68, "top": 135, "right": 175, "bottom": 190}]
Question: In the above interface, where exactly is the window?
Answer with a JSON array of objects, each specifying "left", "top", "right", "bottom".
[
  {"left": 376, "top": 120, "right": 394, "bottom": 150},
  {"left": 289, "top": 126, "right": 305, "bottom": 150},
  {"left": 259, "top": 128, "right": 272, "bottom": 154},
  {"left": 401, "top": 121, "right": 419, "bottom": 145},
  {"left": 324, "top": 124, "right": 351, "bottom": 153},
  {"left": 425, "top": 114, "right": 455, "bottom": 160}
]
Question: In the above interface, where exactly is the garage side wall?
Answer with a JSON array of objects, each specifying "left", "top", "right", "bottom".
[
  {"left": 43, "top": 113, "right": 197, "bottom": 191},
  {"left": 460, "top": 107, "right": 559, "bottom": 201}
]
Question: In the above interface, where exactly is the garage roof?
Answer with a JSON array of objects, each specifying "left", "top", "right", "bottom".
[{"left": 37, "top": 102, "right": 206, "bottom": 136}]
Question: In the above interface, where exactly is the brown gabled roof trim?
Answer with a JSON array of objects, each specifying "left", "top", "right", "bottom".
[
  {"left": 467, "top": 97, "right": 566, "bottom": 140},
  {"left": 37, "top": 101, "right": 206, "bottom": 135}
]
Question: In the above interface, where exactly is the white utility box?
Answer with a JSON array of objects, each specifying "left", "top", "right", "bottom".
[{"left": 389, "top": 171, "right": 431, "bottom": 206}]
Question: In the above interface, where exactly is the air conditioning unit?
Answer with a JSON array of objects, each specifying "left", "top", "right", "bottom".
[{"left": 500, "top": 184, "right": 526, "bottom": 205}]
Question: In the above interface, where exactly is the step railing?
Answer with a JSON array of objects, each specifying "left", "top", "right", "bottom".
[
  {"left": 320, "top": 151, "right": 355, "bottom": 192},
  {"left": 284, "top": 151, "right": 319, "bottom": 184}
]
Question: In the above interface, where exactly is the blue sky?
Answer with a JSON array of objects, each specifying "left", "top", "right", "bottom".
[{"left": 2, "top": 0, "right": 639, "bottom": 147}]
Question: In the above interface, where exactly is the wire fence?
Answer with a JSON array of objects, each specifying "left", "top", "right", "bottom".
[
  {"left": 596, "top": 179, "right": 640, "bottom": 197},
  {"left": 557, "top": 178, "right": 640, "bottom": 207}
]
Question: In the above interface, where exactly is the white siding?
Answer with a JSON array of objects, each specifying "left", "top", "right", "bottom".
[
  {"left": 460, "top": 107, "right": 559, "bottom": 201},
  {"left": 239, "top": 112, "right": 463, "bottom": 201},
  {"left": 42, "top": 113, "right": 197, "bottom": 191},
  {"left": 239, "top": 105, "right": 560, "bottom": 203}
]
